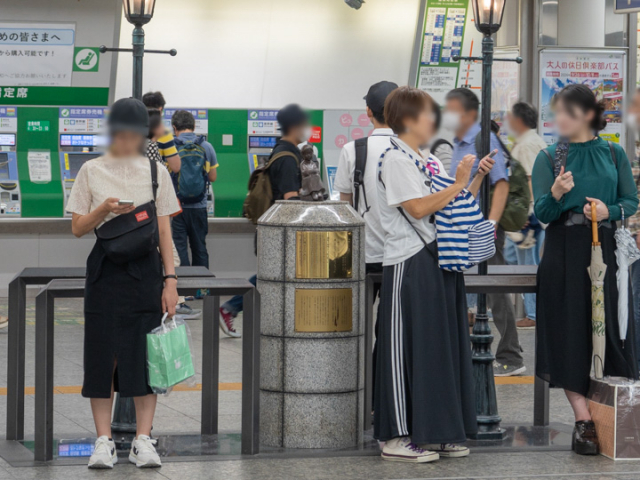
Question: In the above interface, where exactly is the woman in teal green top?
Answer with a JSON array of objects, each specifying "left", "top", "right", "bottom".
[{"left": 532, "top": 84, "right": 638, "bottom": 457}]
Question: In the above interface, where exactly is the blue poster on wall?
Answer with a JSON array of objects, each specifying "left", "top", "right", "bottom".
[{"left": 614, "top": 0, "right": 640, "bottom": 13}]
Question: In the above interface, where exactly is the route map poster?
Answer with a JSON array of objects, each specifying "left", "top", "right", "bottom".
[
  {"left": 539, "top": 49, "right": 626, "bottom": 146},
  {"left": 415, "top": 0, "right": 484, "bottom": 104}
]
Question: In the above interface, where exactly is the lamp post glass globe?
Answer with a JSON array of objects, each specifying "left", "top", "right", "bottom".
[
  {"left": 123, "top": 0, "right": 156, "bottom": 26},
  {"left": 471, "top": 0, "right": 506, "bottom": 36}
]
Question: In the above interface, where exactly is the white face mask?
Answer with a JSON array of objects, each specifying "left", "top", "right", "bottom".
[
  {"left": 625, "top": 112, "right": 638, "bottom": 130},
  {"left": 442, "top": 111, "right": 461, "bottom": 132}
]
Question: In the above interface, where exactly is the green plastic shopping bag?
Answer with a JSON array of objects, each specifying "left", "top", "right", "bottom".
[{"left": 147, "top": 313, "right": 196, "bottom": 391}]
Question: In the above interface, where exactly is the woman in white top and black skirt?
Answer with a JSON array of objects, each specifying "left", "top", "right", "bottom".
[
  {"left": 374, "top": 87, "right": 495, "bottom": 463},
  {"left": 66, "top": 98, "right": 181, "bottom": 469}
]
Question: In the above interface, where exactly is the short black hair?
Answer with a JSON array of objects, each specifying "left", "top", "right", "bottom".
[
  {"left": 552, "top": 84, "right": 607, "bottom": 132},
  {"left": 445, "top": 87, "right": 480, "bottom": 112},
  {"left": 142, "top": 91, "right": 166, "bottom": 110},
  {"left": 371, "top": 107, "right": 386, "bottom": 125},
  {"left": 148, "top": 109, "right": 162, "bottom": 139},
  {"left": 171, "top": 109, "right": 196, "bottom": 132},
  {"left": 277, "top": 104, "right": 309, "bottom": 135},
  {"left": 511, "top": 101, "right": 538, "bottom": 129}
]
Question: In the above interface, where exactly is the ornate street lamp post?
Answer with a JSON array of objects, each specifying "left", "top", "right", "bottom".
[
  {"left": 100, "top": 0, "right": 176, "bottom": 100},
  {"left": 454, "top": 0, "right": 521, "bottom": 440}
]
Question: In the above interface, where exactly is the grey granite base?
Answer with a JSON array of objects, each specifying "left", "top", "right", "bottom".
[{"left": 257, "top": 201, "right": 365, "bottom": 449}]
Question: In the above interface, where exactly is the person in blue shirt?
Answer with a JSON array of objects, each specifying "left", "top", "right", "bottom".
[
  {"left": 444, "top": 87, "right": 524, "bottom": 377},
  {"left": 171, "top": 110, "right": 218, "bottom": 270}
]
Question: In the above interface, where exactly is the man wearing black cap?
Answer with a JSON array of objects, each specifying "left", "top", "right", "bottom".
[
  {"left": 334, "top": 81, "right": 398, "bottom": 274},
  {"left": 268, "top": 104, "right": 311, "bottom": 200}
]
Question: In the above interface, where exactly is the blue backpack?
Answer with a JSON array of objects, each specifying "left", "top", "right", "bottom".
[{"left": 174, "top": 136, "right": 208, "bottom": 204}]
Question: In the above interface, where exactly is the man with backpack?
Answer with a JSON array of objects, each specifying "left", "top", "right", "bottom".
[
  {"left": 222, "top": 104, "right": 308, "bottom": 337},
  {"left": 171, "top": 109, "right": 218, "bottom": 269},
  {"left": 445, "top": 87, "right": 525, "bottom": 377},
  {"left": 334, "top": 81, "right": 397, "bottom": 281}
]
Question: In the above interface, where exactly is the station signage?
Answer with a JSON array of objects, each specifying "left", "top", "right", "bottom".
[
  {"left": 614, "top": 0, "right": 640, "bottom": 13},
  {"left": 59, "top": 107, "right": 107, "bottom": 133},
  {"left": 163, "top": 108, "right": 208, "bottom": 136}
]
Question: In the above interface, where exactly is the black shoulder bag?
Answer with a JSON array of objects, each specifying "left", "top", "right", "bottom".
[{"left": 95, "top": 159, "right": 160, "bottom": 264}]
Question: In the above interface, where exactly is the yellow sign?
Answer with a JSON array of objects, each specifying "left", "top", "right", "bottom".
[
  {"left": 294, "top": 288, "right": 353, "bottom": 333},
  {"left": 295, "top": 231, "right": 352, "bottom": 279}
]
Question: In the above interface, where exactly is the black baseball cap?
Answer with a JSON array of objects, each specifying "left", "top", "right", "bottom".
[
  {"left": 108, "top": 97, "right": 149, "bottom": 136},
  {"left": 364, "top": 81, "right": 399, "bottom": 113}
]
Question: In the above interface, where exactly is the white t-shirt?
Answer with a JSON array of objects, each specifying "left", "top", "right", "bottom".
[
  {"left": 66, "top": 154, "right": 181, "bottom": 226},
  {"left": 334, "top": 128, "right": 395, "bottom": 264},
  {"left": 378, "top": 138, "right": 446, "bottom": 266}
]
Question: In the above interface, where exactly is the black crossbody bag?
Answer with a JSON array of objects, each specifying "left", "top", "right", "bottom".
[{"left": 95, "top": 159, "right": 159, "bottom": 264}]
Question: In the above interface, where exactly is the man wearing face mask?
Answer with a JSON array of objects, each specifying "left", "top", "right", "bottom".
[
  {"left": 626, "top": 88, "right": 640, "bottom": 371},
  {"left": 218, "top": 104, "right": 308, "bottom": 338},
  {"left": 444, "top": 87, "right": 525, "bottom": 377}
]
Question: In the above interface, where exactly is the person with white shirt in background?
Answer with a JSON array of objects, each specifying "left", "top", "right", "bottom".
[
  {"left": 334, "top": 80, "right": 398, "bottom": 413},
  {"left": 505, "top": 102, "right": 548, "bottom": 330},
  {"left": 335, "top": 80, "right": 398, "bottom": 283}
]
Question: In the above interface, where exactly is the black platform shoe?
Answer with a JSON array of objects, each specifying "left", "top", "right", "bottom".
[{"left": 572, "top": 420, "right": 599, "bottom": 455}]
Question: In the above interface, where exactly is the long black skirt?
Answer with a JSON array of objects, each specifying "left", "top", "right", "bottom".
[
  {"left": 536, "top": 221, "right": 638, "bottom": 397},
  {"left": 81, "top": 242, "right": 164, "bottom": 398},
  {"left": 374, "top": 245, "right": 477, "bottom": 443}
]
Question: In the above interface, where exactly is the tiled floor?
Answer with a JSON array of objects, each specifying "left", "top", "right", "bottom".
[{"left": 1, "top": 297, "right": 639, "bottom": 479}]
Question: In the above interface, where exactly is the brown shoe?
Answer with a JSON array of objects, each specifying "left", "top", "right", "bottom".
[
  {"left": 468, "top": 312, "right": 476, "bottom": 327},
  {"left": 516, "top": 318, "right": 536, "bottom": 329}
]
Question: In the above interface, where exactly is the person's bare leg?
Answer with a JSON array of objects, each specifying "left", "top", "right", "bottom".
[
  {"left": 565, "top": 389, "right": 591, "bottom": 422},
  {"left": 90, "top": 364, "right": 115, "bottom": 438},
  {"left": 133, "top": 394, "right": 157, "bottom": 437}
]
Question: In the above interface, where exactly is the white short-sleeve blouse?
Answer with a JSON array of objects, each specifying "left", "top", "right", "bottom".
[{"left": 66, "top": 154, "right": 180, "bottom": 224}]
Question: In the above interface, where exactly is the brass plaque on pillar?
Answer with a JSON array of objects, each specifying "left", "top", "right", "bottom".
[
  {"left": 295, "top": 231, "right": 353, "bottom": 279},
  {"left": 294, "top": 288, "right": 353, "bottom": 332}
]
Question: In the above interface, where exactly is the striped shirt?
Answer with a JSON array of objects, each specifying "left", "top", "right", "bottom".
[{"left": 157, "top": 130, "right": 178, "bottom": 162}]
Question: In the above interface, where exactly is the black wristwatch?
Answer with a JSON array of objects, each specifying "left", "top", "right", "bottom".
[{"left": 164, "top": 274, "right": 178, "bottom": 282}]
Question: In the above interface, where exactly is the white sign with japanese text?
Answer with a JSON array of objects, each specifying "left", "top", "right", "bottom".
[
  {"left": 0, "top": 22, "right": 75, "bottom": 87},
  {"left": 27, "top": 150, "right": 52, "bottom": 183},
  {"left": 539, "top": 49, "right": 626, "bottom": 146}
]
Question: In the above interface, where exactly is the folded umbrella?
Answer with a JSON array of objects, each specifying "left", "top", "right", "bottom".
[
  {"left": 589, "top": 202, "right": 607, "bottom": 379},
  {"left": 614, "top": 209, "right": 640, "bottom": 346}
]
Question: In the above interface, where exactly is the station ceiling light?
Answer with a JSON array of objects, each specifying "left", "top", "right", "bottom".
[
  {"left": 344, "top": 0, "right": 365, "bottom": 10},
  {"left": 471, "top": 0, "right": 506, "bottom": 35},
  {"left": 123, "top": 0, "right": 157, "bottom": 26}
]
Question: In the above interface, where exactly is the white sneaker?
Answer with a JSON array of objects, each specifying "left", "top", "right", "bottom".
[
  {"left": 421, "top": 443, "right": 470, "bottom": 458},
  {"left": 129, "top": 435, "right": 161, "bottom": 468},
  {"left": 88, "top": 436, "right": 117, "bottom": 469},
  {"left": 381, "top": 436, "right": 439, "bottom": 463}
]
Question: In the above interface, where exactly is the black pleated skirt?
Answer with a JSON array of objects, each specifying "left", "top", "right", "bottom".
[
  {"left": 374, "top": 245, "right": 478, "bottom": 444},
  {"left": 536, "top": 221, "right": 638, "bottom": 396},
  {"left": 81, "top": 242, "right": 163, "bottom": 398}
]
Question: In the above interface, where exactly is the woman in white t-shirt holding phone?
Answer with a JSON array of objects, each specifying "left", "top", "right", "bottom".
[{"left": 374, "top": 86, "right": 495, "bottom": 463}]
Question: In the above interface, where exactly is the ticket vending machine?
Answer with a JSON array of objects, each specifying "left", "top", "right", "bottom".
[
  {"left": 0, "top": 107, "right": 20, "bottom": 216},
  {"left": 247, "top": 109, "right": 281, "bottom": 173},
  {"left": 58, "top": 107, "right": 108, "bottom": 216},
  {"left": 163, "top": 108, "right": 216, "bottom": 216}
]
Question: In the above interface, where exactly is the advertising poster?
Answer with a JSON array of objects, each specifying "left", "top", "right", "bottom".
[
  {"left": 322, "top": 110, "right": 372, "bottom": 168},
  {"left": 0, "top": 23, "right": 76, "bottom": 86},
  {"left": 415, "top": 0, "right": 483, "bottom": 104},
  {"left": 539, "top": 49, "right": 626, "bottom": 146}
]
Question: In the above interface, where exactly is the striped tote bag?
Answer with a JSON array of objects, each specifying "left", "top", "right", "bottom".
[{"left": 431, "top": 174, "right": 496, "bottom": 272}]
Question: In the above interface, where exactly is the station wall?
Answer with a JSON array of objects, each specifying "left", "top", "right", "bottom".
[{"left": 113, "top": 0, "right": 421, "bottom": 110}]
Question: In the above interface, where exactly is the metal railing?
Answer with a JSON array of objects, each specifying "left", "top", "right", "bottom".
[
  {"left": 363, "top": 266, "right": 547, "bottom": 429},
  {"left": 4, "top": 269, "right": 259, "bottom": 462}
]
